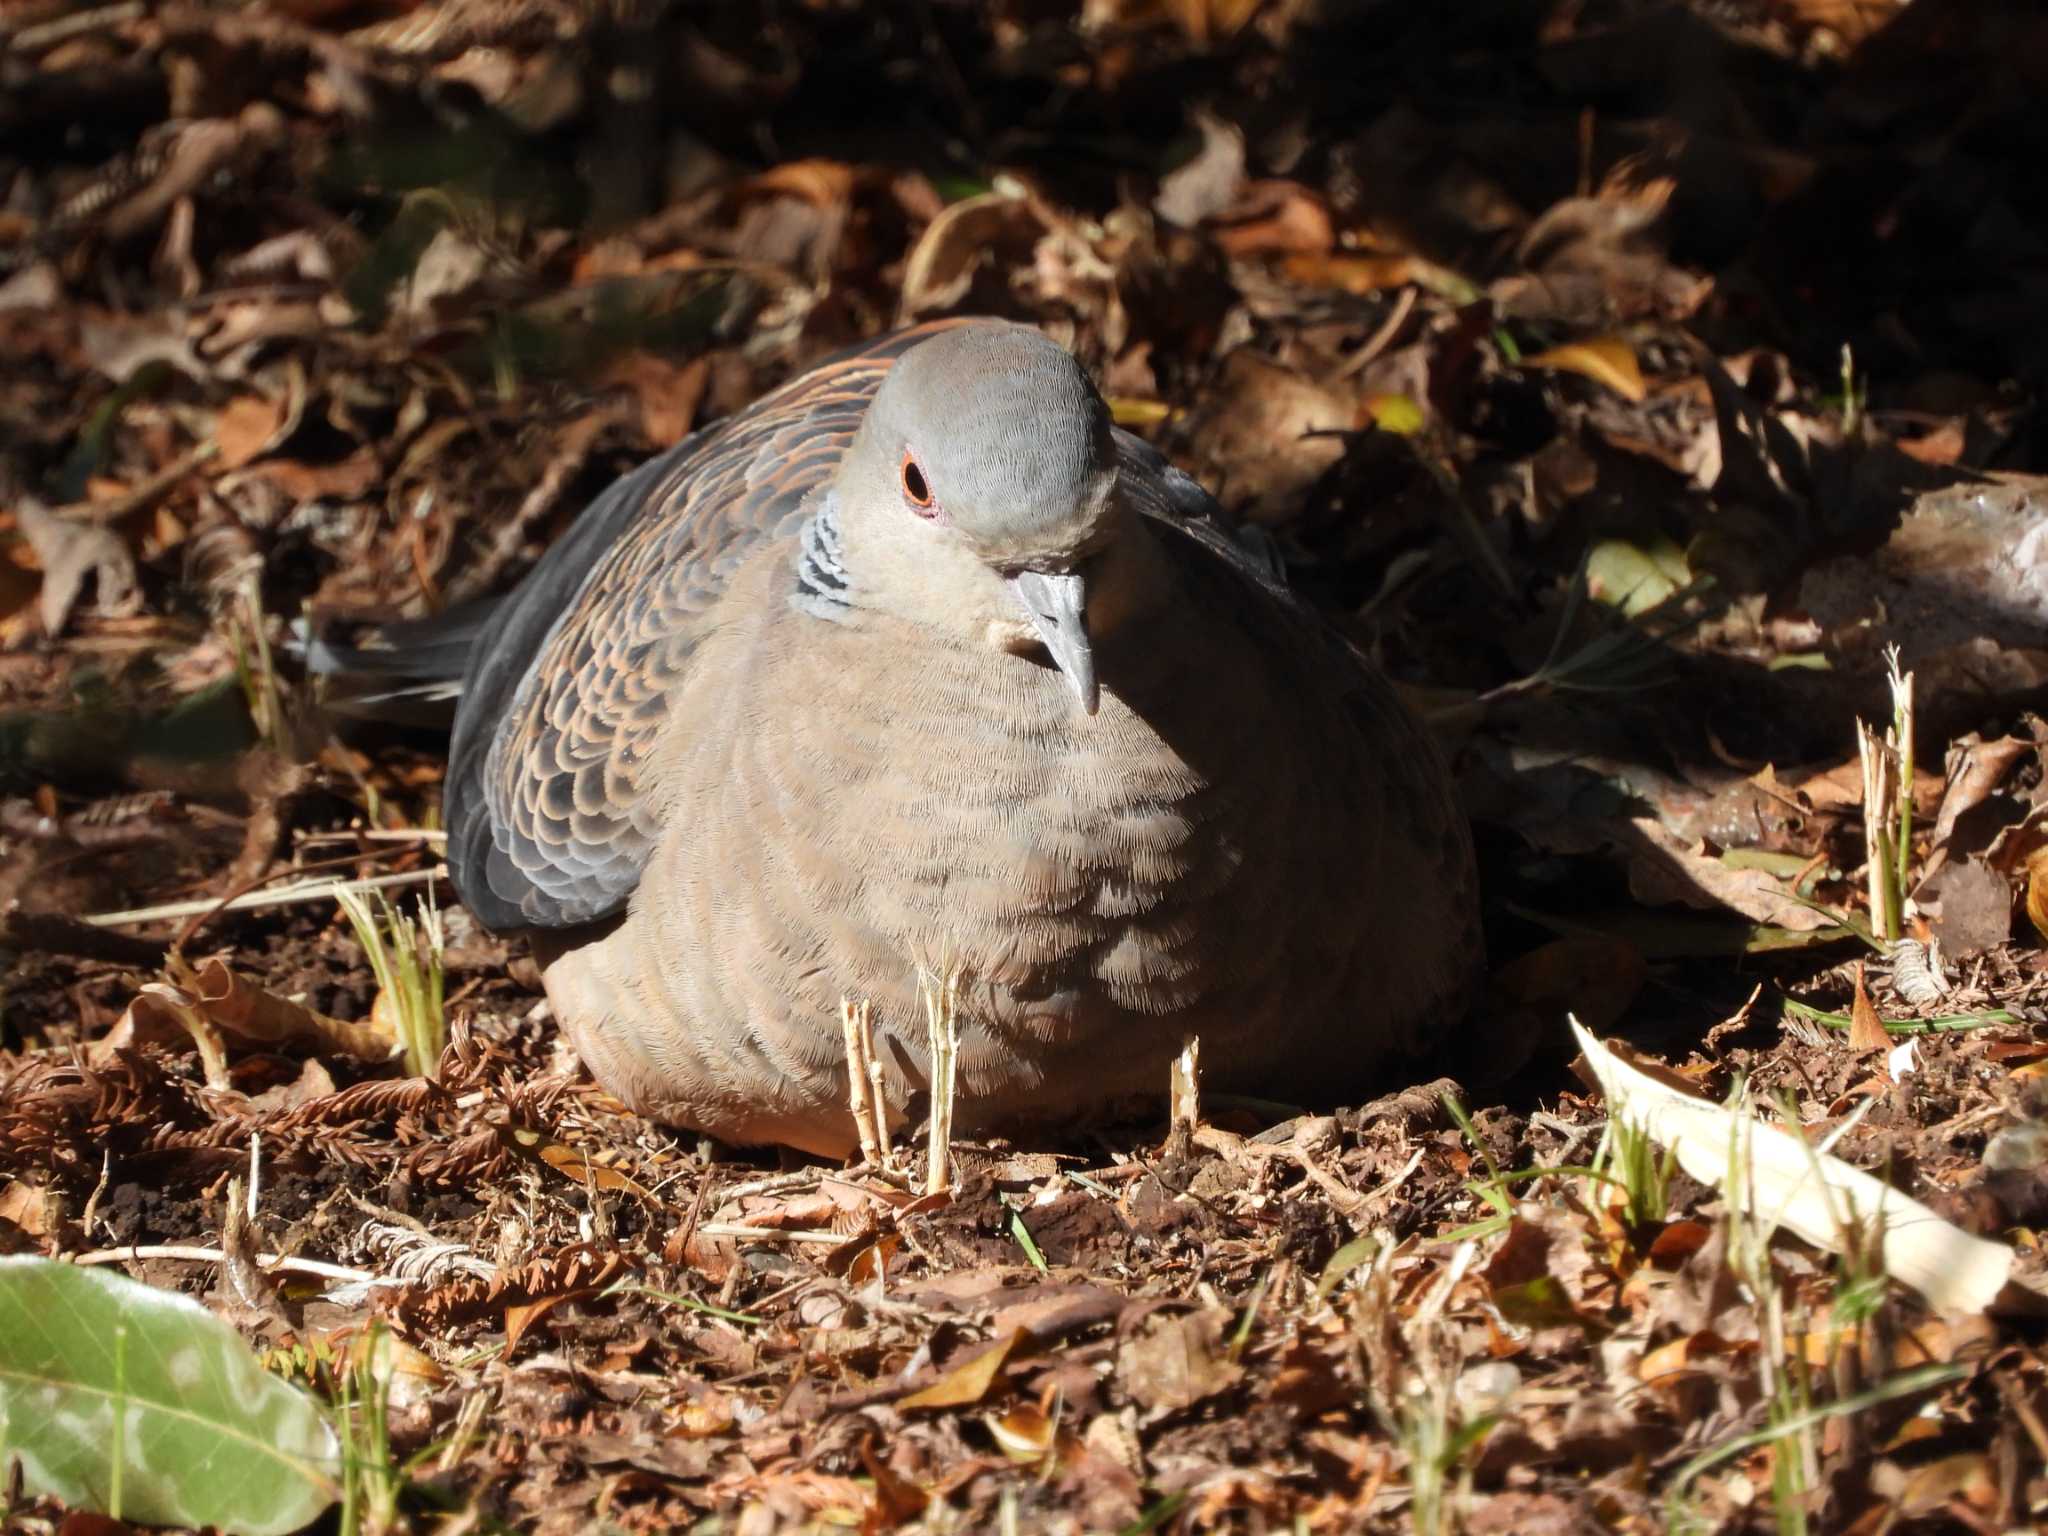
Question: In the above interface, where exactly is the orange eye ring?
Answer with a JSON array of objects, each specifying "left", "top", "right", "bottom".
[{"left": 900, "top": 451, "right": 935, "bottom": 513}]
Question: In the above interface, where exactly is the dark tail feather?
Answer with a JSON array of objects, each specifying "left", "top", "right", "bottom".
[{"left": 299, "top": 597, "right": 502, "bottom": 724}]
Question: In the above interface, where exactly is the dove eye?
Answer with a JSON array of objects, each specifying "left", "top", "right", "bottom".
[{"left": 900, "top": 451, "right": 936, "bottom": 515}]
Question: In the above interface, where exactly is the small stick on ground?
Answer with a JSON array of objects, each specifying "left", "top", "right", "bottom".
[
  {"left": 1171, "top": 1034, "right": 1202, "bottom": 1132},
  {"left": 840, "top": 997, "right": 890, "bottom": 1166},
  {"left": 921, "top": 968, "right": 960, "bottom": 1196},
  {"left": 86, "top": 864, "right": 446, "bottom": 928},
  {"left": 864, "top": 1030, "right": 889, "bottom": 1162},
  {"left": 717, "top": 1169, "right": 825, "bottom": 1203},
  {"left": 70, "top": 1244, "right": 382, "bottom": 1285}
]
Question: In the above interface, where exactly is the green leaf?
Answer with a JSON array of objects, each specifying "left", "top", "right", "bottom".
[
  {"left": 1585, "top": 537, "right": 1691, "bottom": 618},
  {"left": 1364, "top": 392, "right": 1426, "bottom": 435},
  {"left": 1490, "top": 1275, "right": 1606, "bottom": 1335},
  {"left": 0, "top": 1257, "right": 339, "bottom": 1535},
  {"left": 1315, "top": 1236, "right": 1380, "bottom": 1299},
  {"left": 1006, "top": 1207, "right": 1050, "bottom": 1275}
]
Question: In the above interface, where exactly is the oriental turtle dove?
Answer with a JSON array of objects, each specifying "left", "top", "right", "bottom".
[{"left": 440, "top": 319, "right": 1479, "bottom": 1155}]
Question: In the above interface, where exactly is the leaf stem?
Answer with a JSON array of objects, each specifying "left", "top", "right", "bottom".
[{"left": 110, "top": 1323, "right": 126, "bottom": 1521}]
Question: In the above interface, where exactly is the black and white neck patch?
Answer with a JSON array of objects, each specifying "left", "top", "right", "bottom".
[{"left": 791, "top": 493, "right": 854, "bottom": 622}]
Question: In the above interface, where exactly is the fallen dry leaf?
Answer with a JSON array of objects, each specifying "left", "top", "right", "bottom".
[
  {"left": 504, "top": 1289, "right": 595, "bottom": 1353},
  {"left": 1618, "top": 817, "right": 1835, "bottom": 931},
  {"left": 180, "top": 954, "right": 393, "bottom": 1062},
  {"left": 985, "top": 1402, "right": 1058, "bottom": 1463},
  {"left": 399, "top": 224, "right": 496, "bottom": 317},
  {"left": 247, "top": 449, "right": 381, "bottom": 501},
  {"left": 898, "top": 190, "right": 1044, "bottom": 320},
  {"left": 1491, "top": 935, "right": 1647, "bottom": 1035},
  {"left": 1501, "top": 178, "right": 1711, "bottom": 323},
  {"left": 1107, "top": 397, "right": 1171, "bottom": 428},
  {"left": 1280, "top": 250, "right": 1437, "bottom": 296},
  {"left": 13, "top": 499, "right": 139, "bottom": 636},
  {"left": 1082, "top": 0, "right": 1261, "bottom": 45},
  {"left": 1896, "top": 419, "right": 1966, "bottom": 466},
  {"left": 500, "top": 1126, "right": 657, "bottom": 1200},
  {"left": 1913, "top": 856, "right": 2011, "bottom": 960},
  {"left": 1522, "top": 336, "right": 1647, "bottom": 402},
  {"left": 1208, "top": 180, "right": 1334, "bottom": 257},
  {"left": 2024, "top": 847, "right": 2048, "bottom": 946},
  {"left": 1115, "top": 1306, "right": 1243, "bottom": 1422},
  {"left": 899, "top": 1328, "right": 1029, "bottom": 1411},
  {"left": 213, "top": 394, "right": 286, "bottom": 469},
  {"left": 1153, "top": 110, "right": 1246, "bottom": 229},
  {"left": 597, "top": 353, "right": 709, "bottom": 446},
  {"left": 743, "top": 158, "right": 858, "bottom": 209},
  {"left": 1183, "top": 350, "right": 1354, "bottom": 520},
  {"left": 1847, "top": 965, "right": 1890, "bottom": 1054},
  {"left": 0, "top": 1178, "right": 49, "bottom": 1237},
  {"left": 677, "top": 1394, "right": 736, "bottom": 1437},
  {"left": 1362, "top": 392, "right": 1425, "bottom": 435},
  {"left": 99, "top": 982, "right": 230, "bottom": 1087},
  {"left": 1926, "top": 734, "right": 2033, "bottom": 866},
  {"left": 1585, "top": 536, "right": 1690, "bottom": 615},
  {"left": 1872, "top": 1449, "right": 2000, "bottom": 1519},
  {"left": 858, "top": 1438, "right": 929, "bottom": 1522}
]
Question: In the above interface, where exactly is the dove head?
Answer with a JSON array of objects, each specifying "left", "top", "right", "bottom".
[{"left": 832, "top": 325, "right": 1125, "bottom": 714}]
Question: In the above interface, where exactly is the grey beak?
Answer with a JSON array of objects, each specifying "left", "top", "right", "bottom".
[{"left": 1008, "top": 569, "right": 1098, "bottom": 715}]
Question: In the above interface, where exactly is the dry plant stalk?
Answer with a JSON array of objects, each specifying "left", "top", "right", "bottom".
[
  {"left": 102, "top": 982, "right": 231, "bottom": 1087},
  {"left": 231, "top": 569, "right": 287, "bottom": 753},
  {"left": 839, "top": 997, "right": 891, "bottom": 1165},
  {"left": 1170, "top": 1034, "right": 1202, "bottom": 1131},
  {"left": 86, "top": 866, "right": 446, "bottom": 928},
  {"left": 1857, "top": 649, "right": 1915, "bottom": 944},
  {"left": 920, "top": 967, "right": 961, "bottom": 1196},
  {"left": 1857, "top": 722, "right": 1899, "bottom": 943},
  {"left": 1891, "top": 648, "right": 1915, "bottom": 900}
]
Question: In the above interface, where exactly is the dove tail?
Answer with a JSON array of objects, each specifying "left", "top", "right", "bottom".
[{"left": 300, "top": 597, "right": 503, "bottom": 721}]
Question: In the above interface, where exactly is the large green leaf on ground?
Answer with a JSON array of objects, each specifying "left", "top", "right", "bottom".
[{"left": 0, "top": 1256, "right": 339, "bottom": 1535}]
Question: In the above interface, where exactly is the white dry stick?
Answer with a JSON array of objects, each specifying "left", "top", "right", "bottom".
[
  {"left": 867, "top": 1038, "right": 890, "bottom": 1163},
  {"left": 840, "top": 997, "right": 889, "bottom": 1165},
  {"left": 921, "top": 967, "right": 960, "bottom": 1196},
  {"left": 294, "top": 828, "right": 449, "bottom": 849},
  {"left": 69, "top": 1244, "right": 381, "bottom": 1285},
  {"left": 1170, "top": 1034, "right": 1202, "bottom": 1131},
  {"left": 1888, "top": 646, "right": 1916, "bottom": 926},
  {"left": 694, "top": 1224, "right": 847, "bottom": 1246},
  {"left": 841, "top": 997, "right": 870, "bottom": 1158},
  {"left": 85, "top": 865, "right": 446, "bottom": 927}
]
